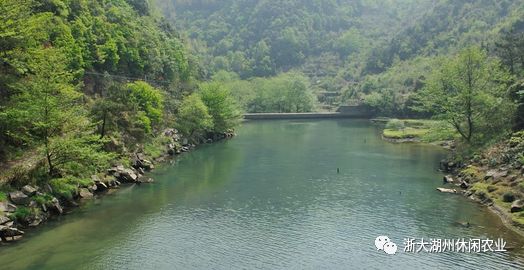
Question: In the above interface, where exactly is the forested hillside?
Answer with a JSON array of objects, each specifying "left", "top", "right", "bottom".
[
  {"left": 158, "top": 0, "right": 524, "bottom": 115},
  {"left": 0, "top": 0, "right": 240, "bottom": 192}
]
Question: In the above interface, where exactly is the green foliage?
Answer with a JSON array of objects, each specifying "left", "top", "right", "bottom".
[
  {"left": 91, "top": 80, "right": 165, "bottom": 140},
  {"left": 46, "top": 134, "right": 116, "bottom": 177},
  {"left": 10, "top": 206, "right": 32, "bottom": 222},
  {"left": 49, "top": 176, "right": 92, "bottom": 200},
  {"left": 162, "top": 0, "right": 433, "bottom": 79},
  {"left": 385, "top": 119, "right": 405, "bottom": 131},
  {"left": 33, "top": 193, "right": 54, "bottom": 206},
  {"left": 176, "top": 93, "right": 213, "bottom": 138},
  {"left": 127, "top": 82, "right": 164, "bottom": 125},
  {"left": 218, "top": 71, "right": 316, "bottom": 113},
  {"left": 415, "top": 47, "right": 516, "bottom": 144},
  {"left": 0, "top": 48, "right": 81, "bottom": 147},
  {"left": 143, "top": 134, "right": 174, "bottom": 159},
  {"left": 199, "top": 83, "right": 242, "bottom": 133},
  {"left": 0, "top": 191, "right": 7, "bottom": 202}
]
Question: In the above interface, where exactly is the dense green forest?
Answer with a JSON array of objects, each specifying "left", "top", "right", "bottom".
[
  {"left": 159, "top": 0, "right": 524, "bottom": 118},
  {"left": 0, "top": 0, "right": 240, "bottom": 194}
]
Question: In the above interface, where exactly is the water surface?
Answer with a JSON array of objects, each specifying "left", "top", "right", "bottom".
[{"left": 1, "top": 120, "right": 523, "bottom": 269}]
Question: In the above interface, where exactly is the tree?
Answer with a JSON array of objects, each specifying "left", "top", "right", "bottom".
[
  {"left": 176, "top": 93, "right": 213, "bottom": 138},
  {"left": 1, "top": 48, "right": 113, "bottom": 176},
  {"left": 199, "top": 82, "right": 242, "bottom": 133},
  {"left": 494, "top": 27, "right": 524, "bottom": 76},
  {"left": 416, "top": 47, "right": 516, "bottom": 143},
  {"left": 1, "top": 49, "right": 82, "bottom": 174},
  {"left": 126, "top": 81, "right": 165, "bottom": 133}
]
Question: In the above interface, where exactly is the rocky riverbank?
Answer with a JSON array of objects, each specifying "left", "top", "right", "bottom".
[
  {"left": 437, "top": 131, "right": 524, "bottom": 235},
  {"left": 0, "top": 128, "right": 235, "bottom": 244}
]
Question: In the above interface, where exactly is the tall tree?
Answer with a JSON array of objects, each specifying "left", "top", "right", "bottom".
[
  {"left": 199, "top": 82, "right": 242, "bottom": 133},
  {"left": 1, "top": 48, "right": 83, "bottom": 174},
  {"left": 416, "top": 47, "right": 516, "bottom": 143},
  {"left": 175, "top": 93, "right": 213, "bottom": 138}
]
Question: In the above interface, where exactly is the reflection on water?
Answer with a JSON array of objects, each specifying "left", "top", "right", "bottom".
[{"left": 0, "top": 119, "right": 523, "bottom": 269}]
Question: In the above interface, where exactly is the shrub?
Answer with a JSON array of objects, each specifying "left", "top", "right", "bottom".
[
  {"left": 10, "top": 206, "right": 32, "bottom": 222},
  {"left": 33, "top": 193, "right": 53, "bottom": 206},
  {"left": 49, "top": 176, "right": 90, "bottom": 200},
  {"left": 385, "top": 119, "right": 405, "bottom": 131},
  {"left": 0, "top": 191, "right": 7, "bottom": 201},
  {"left": 502, "top": 192, "right": 516, "bottom": 203}
]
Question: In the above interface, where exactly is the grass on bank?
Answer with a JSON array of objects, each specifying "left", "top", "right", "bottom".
[{"left": 381, "top": 118, "right": 456, "bottom": 142}]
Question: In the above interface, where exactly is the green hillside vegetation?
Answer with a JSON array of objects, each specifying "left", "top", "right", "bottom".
[
  {"left": 161, "top": 0, "right": 524, "bottom": 143},
  {"left": 0, "top": 0, "right": 241, "bottom": 191}
]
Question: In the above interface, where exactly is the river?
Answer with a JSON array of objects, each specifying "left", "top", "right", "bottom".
[{"left": 1, "top": 119, "right": 523, "bottom": 269}]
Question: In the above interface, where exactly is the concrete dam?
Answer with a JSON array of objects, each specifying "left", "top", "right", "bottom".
[{"left": 243, "top": 105, "right": 373, "bottom": 120}]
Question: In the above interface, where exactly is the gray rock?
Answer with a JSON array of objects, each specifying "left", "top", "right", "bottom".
[
  {"left": 485, "top": 170, "right": 497, "bottom": 180},
  {"left": 0, "top": 201, "right": 17, "bottom": 213},
  {"left": 50, "top": 197, "right": 63, "bottom": 214},
  {"left": 79, "top": 188, "right": 93, "bottom": 199},
  {"left": 443, "top": 175, "right": 454, "bottom": 184},
  {"left": 138, "top": 177, "right": 154, "bottom": 184},
  {"left": 119, "top": 169, "right": 138, "bottom": 183},
  {"left": 29, "top": 217, "right": 43, "bottom": 227},
  {"left": 88, "top": 184, "right": 98, "bottom": 193},
  {"left": 0, "top": 216, "right": 10, "bottom": 225},
  {"left": 511, "top": 200, "right": 524, "bottom": 213},
  {"left": 460, "top": 181, "right": 470, "bottom": 189},
  {"left": 28, "top": 200, "right": 38, "bottom": 208},
  {"left": 486, "top": 170, "right": 509, "bottom": 180},
  {"left": 436, "top": 187, "right": 457, "bottom": 194},
  {"left": 0, "top": 225, "right": 24, "bottom": 237},
  {"left": 9, "top": 191, "right": 30, "bottom": 205},
  {"left": 21, "top": 185, "right": 37, "bottom": 196}
]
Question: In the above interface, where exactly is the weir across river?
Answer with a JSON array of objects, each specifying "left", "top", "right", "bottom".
[{"left": 243, "top": 105, "right": 373, "bottom": 120}]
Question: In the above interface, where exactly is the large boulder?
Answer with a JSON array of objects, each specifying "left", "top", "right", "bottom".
[
  {"left": 9, "top": 191, "right": 30, "bottom": 205},
  {"left": 21, "top": 185, "right": 37, "bottom": 196},
  {"left": 134, "top": 153, "right": 155, "bottom": 171},
  {"left": 92, "top": 175, "right": 108, "bottom": 191},
  {"left": 511, "top": 200, "right": 524, "bottom": 213},
  {"left": 119, "top": 168, "right": 138, "bottom": 183},
  {"left": 108, "top": 166, "right": 139, "bottom": 183}
]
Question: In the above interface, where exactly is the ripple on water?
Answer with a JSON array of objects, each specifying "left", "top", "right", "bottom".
[{"left": 2, "top": 120, "right": 524, "bottom": 270}]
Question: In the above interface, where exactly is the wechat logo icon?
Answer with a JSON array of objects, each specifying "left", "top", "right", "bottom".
[{"left": 375, "top": 236, "right": 398, "bottom": 255}]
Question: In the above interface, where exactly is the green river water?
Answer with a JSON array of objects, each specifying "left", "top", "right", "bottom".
[{"left": 1, "top": 119, "right": 524, "bottom": 269}]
